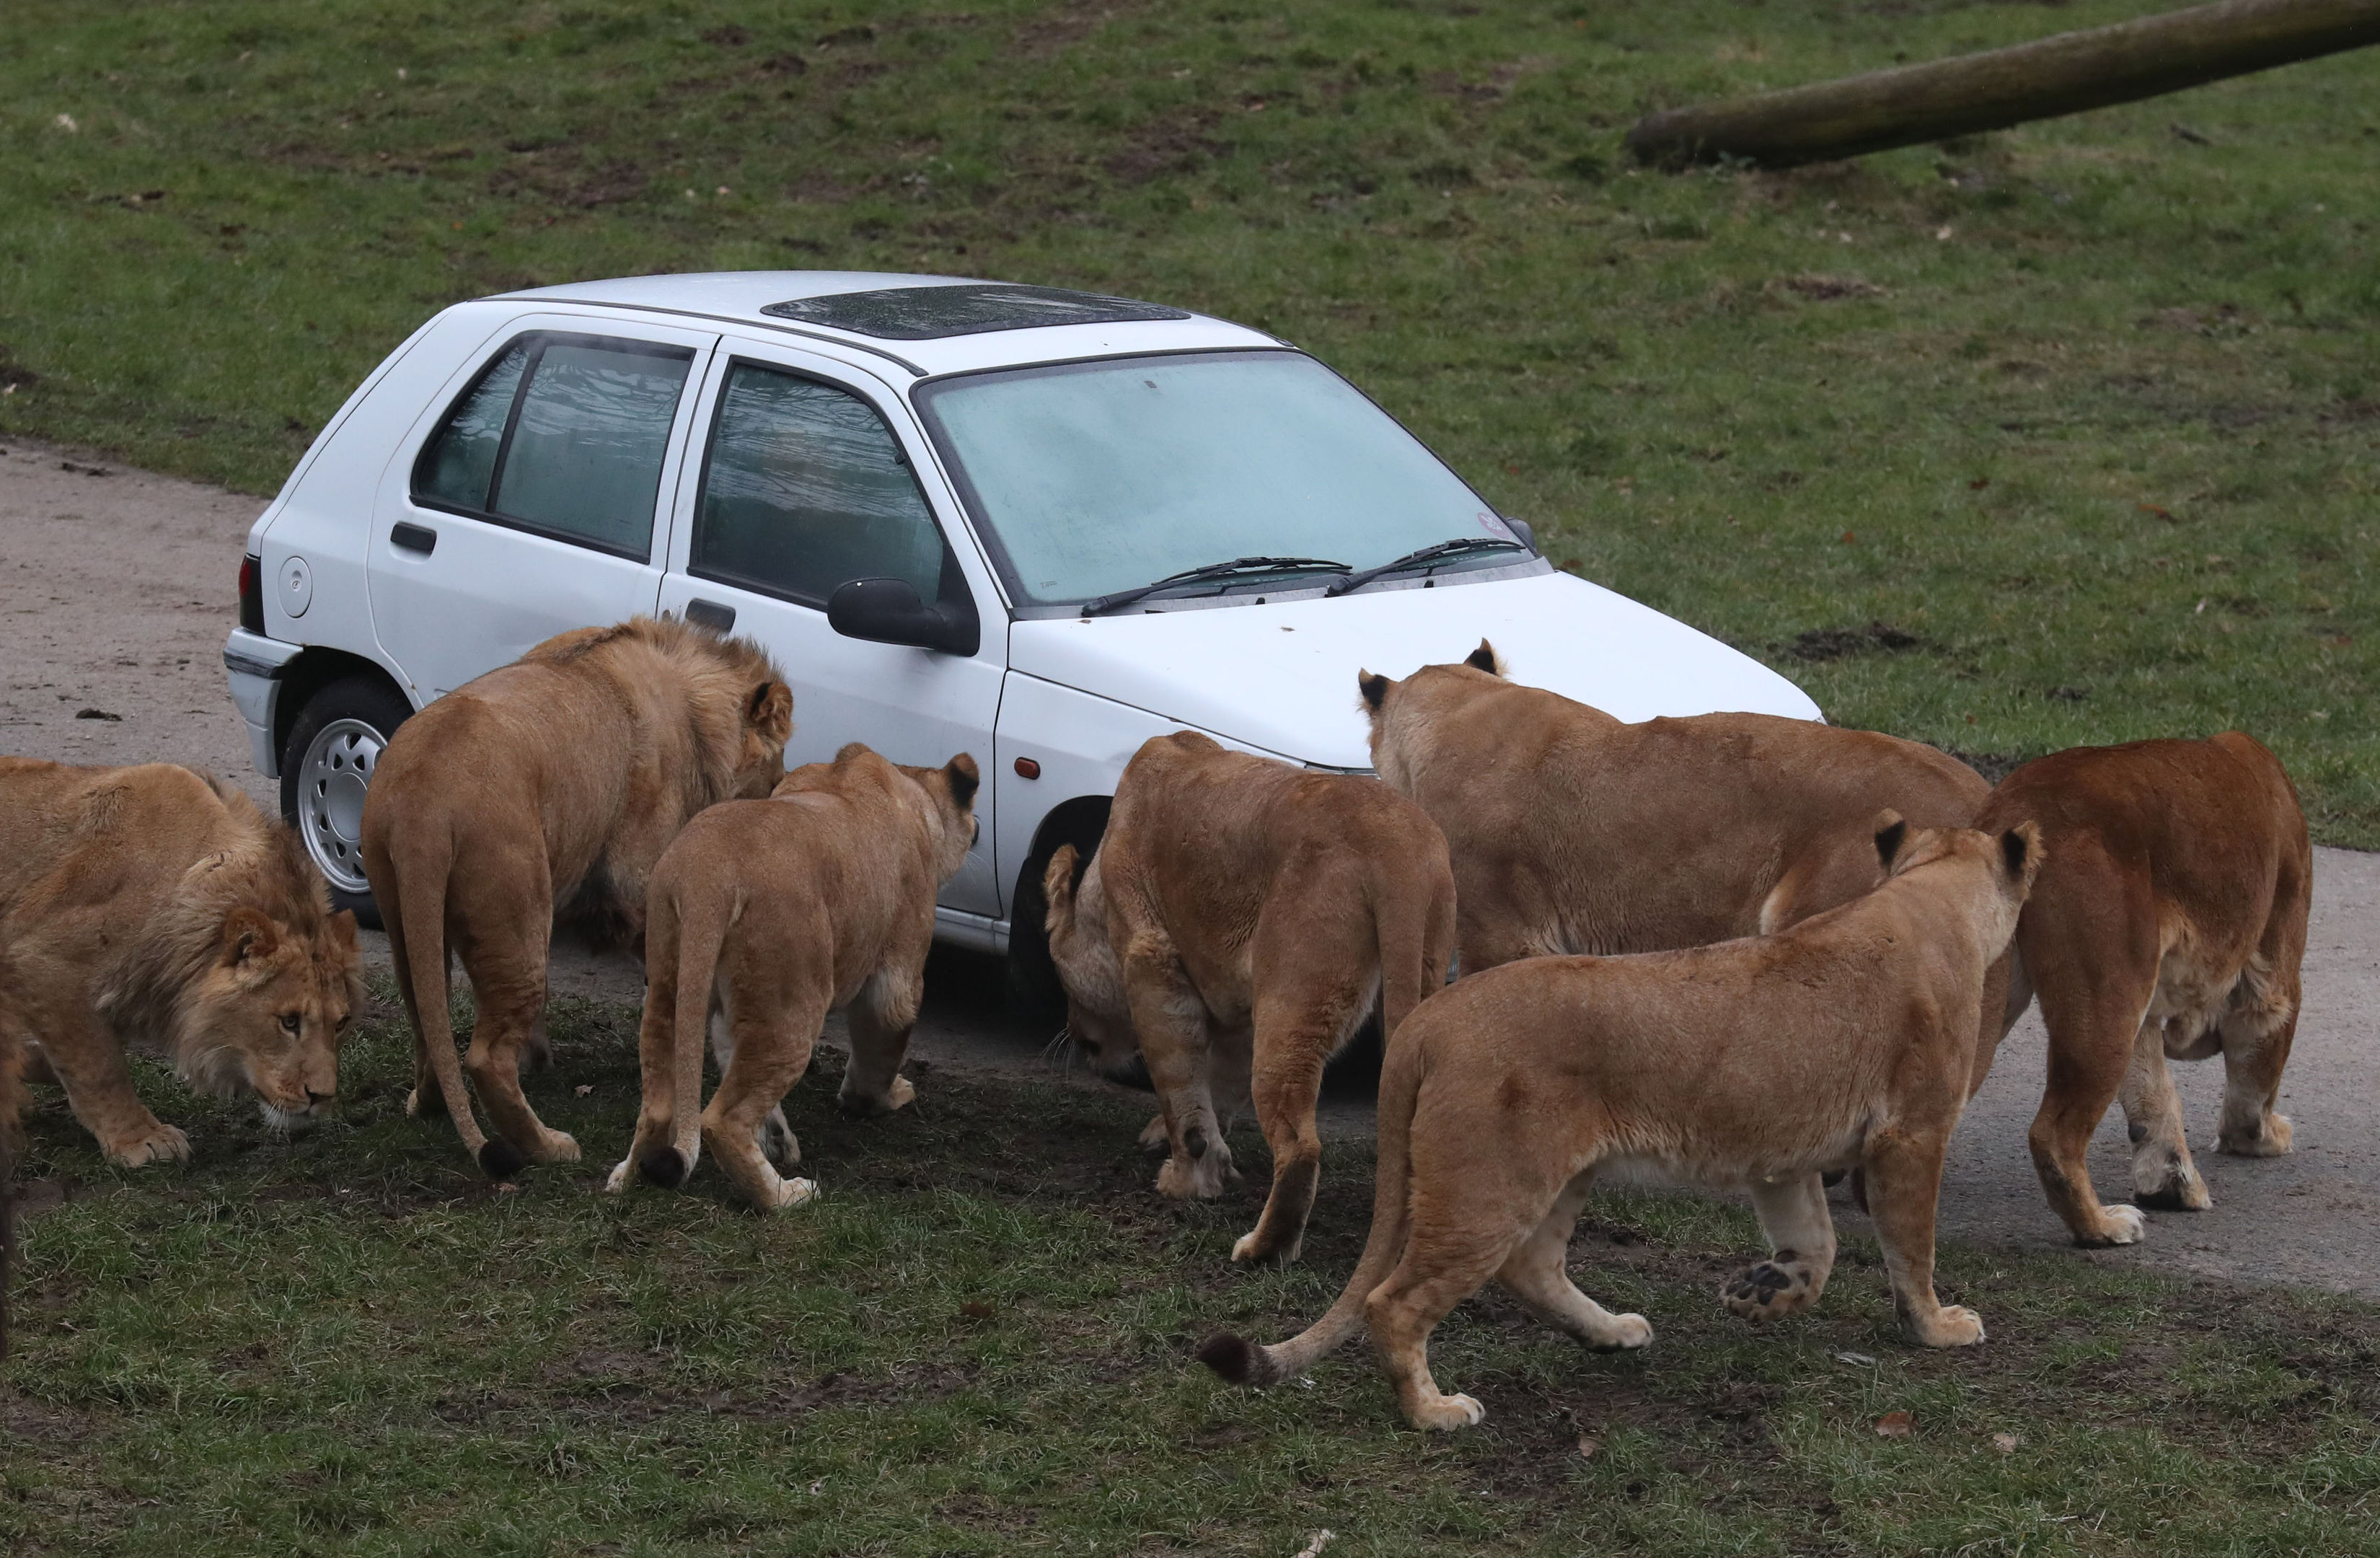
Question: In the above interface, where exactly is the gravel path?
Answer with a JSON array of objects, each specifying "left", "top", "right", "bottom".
[{"left": 4, "top": 436, "right": 2373, "bottom": 1295}]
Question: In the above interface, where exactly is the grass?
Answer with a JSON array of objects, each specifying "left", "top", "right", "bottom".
[
  {"left": 6, "top": 968, "right": 2380, "bottom": 1556},
  {"left": 0, "top": 0, "right": 2374, "bottom": 839}
]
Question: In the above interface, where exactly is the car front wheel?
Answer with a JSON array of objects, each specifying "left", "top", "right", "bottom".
[{"left": 280, "top": 675, "right": 412, "bottom": 929}]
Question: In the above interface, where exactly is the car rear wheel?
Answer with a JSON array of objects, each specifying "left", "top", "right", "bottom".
[{"left": 281, "top": 675, "right": 412, "bottom": 929}]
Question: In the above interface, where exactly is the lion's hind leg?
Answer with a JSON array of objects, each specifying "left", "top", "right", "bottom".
[
  {"left": 2216, "top": 961, "right": 2299, "bottom": 1158},
  {"left": 838, "top": 965, "right": 922, "bottom": 1117},
  {"left": 2121, "top": 1019, "right": 2211, "bottom": 1210},
  {"left": 1230, "top": 984, "right": 1366, "bottom": 1268},
  {"left": 1724, "top": 1174, "right": 1838, "bottom": 1321},
  {"left": 1499, "top": 1170, "right": 1652, "bottom": 1353},
  {"left": 702, "top": 991, "right": 825, "bottom": 1212}
]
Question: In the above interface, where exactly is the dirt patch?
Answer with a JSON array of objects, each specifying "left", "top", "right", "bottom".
[
  {"left": 1103, "top": 106, "right": 1228, "bottom": 185},
  {"left": 1781, "top": 620, "right": 1927, "bottom": 662},
  {"left": 1776, "top": 273, "right": 1887, "bottom": 302}
]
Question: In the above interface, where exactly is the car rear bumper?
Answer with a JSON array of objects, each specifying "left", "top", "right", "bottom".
[{"left": 224, "top": 628, "right": 303, "bottom": 780}]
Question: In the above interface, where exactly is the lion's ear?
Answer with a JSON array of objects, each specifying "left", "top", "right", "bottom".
[
  {"left": 1873, "top": 811, "right": 1908, "bottom": 872},
  {"left": 325, "top": 909, "right": 360, "bottom": 957},
  {"left": 1357, "top": 671, "right": 1391, "bottom": 713},
  {"left": 1464, "top": 638, "right": 1502, "bottom": 676},
  {"left": 745, "top": 679, "right": 795, "bottom": 745},
  {"left": 944, "top": 753, "right": 980, "bottom": 812},
  {"left": 1042, "top": 844, "right": 1079, "bottom": 933},
  {"left": 221, "top": 907, "right": 281, "bottom": 967},
  {"left": 2001, "top": 820, "right": 2042, "bottom": 883}
]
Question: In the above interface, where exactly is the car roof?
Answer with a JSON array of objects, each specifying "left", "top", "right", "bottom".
[{"left": 488, "top": 270, "right": 1284, "bottom": 378}]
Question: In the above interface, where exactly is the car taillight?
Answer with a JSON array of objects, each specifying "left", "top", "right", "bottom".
[{"left": 239, "top": 554, "right": 265, "bottom": 633}]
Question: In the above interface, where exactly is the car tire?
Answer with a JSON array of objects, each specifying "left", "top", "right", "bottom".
[{"left": 281, "top": 674, "right": 413, "bottom": 930}]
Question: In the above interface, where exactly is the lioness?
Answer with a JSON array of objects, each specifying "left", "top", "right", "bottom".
[
  {"left": 363, "top": 617, "right": 793, "bottom": 1175},
  {"left": 1043, "top": 731, "right": 1457, "bottom": 1267},
  {"left": 1975, "top": 734, "right": 2311, "bottom": 1246},
  {"left": 1200, "top": 815, "right": 2042, "bottom": 1430},
  {"left": 608, "top": 744, "right": 981, "bottom": 1210},
  {"left": 0, "top": 758, "right": 362, "bottom": 1165}
]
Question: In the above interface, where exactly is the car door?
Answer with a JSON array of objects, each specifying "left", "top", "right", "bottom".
[
  {"left": 367, "top": 314, "right": 715, "bottom": 703},
  {"left": 657, "top": 344, "right": 1008, "bottom": 921}
]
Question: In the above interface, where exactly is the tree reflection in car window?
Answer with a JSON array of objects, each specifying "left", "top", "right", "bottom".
[
  {"left": 693, "top": 364, "right": 946, "bottom": 608},
  {"left": 412, "top": 333, "right": 692, "bottom": 559}
]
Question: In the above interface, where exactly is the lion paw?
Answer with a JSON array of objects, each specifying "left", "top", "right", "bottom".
[
  {"left": 759, "top": 1110, "right": 801, "bottom": 1168},
  {"left": 1230, "top": 1228, "right": 1302, "bottom": 1268},
  {"left": 604, "top": 1157, "right": 636, "bottom": 1194},
  {"left": 2079, "top": 1202, "right": 2147, "bottom": 1247},
  {"left": 1721, "top": 1258, "right": 1819, "bottom": 1321},
  {"left": 1910, "top": 1304, "right": 1986, "bottom": 1348},
  {"left": 2133, "top": 1158, "right": 2212, "bottom": 1212},
  {"left": 1594, "top": 1312, "right": 1655, "bottom": 1352},
  {"left": 105, "top": 1123, "right": 192, "bottom": 1168},
  {"left": 838, "top": 1075, "right": 916, "bottom": 1116},
  {"left": 764, "top": 1175, "right": 819, "bottom": 1212},
  {"left": 1155, "top": 1141, "right": 1234, "bottom": 1200},
  {"left": 2219, "top": 1112, "right": 2292, "bottom": 1158},
  {"left": 1411, "top": 1392, "right": 1487, "bottom": 1432},
  {"left": 524, "top": 1129, "right": 581, "bottom": 1166},
  {"left": 1137, "top": 1112, "right": 1171, "bottom": 1154}
]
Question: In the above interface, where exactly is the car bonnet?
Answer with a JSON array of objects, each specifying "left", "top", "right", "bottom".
[{"left": 1002, "top": 569, "right": 1823, "bottom": 770}]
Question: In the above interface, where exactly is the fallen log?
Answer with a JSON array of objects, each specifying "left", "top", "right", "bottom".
[{"left": 1627, "top": 0, "right": 2380, "bottom": 170}]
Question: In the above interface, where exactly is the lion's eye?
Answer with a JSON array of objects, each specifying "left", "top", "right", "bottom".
[{"left": 280, "top": 1013, "right": 302, "bottom": 1034}]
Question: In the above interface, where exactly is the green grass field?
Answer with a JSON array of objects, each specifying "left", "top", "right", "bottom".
[
  {"left": 7, "top": 974, "right": 2380, "bottom": 1557},
  {"left": 1, "top": 0, "right": 2374, "bottom": 837}
]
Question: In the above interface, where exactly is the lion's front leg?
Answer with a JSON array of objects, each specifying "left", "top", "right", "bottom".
[
  {"left": 32, "top": 1004, "right": 190, "bottom": 1168},
  {"left": 1124, "top": 942, "right": 1233, "bottom": 1200}
]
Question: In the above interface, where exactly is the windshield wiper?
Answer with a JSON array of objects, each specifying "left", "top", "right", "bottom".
[
  {"left": 1078, "top": 556, "right": 1352, "bottom": 618},
  {"left": 1322, "top": 536, "right": 1529, "bottom": 598}
]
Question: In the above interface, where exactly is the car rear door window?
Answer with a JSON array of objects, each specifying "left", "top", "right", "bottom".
[
  {"left": 692, "top": 362, "right": 948, "bottom": 607},
  {"left": 413, "top": 333, "right": 694, "bottom": 558}
]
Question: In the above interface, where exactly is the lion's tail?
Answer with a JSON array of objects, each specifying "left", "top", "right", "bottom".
[
  {"left": 637, "top": 875, "right": 730, "bottom": 1190},
  {"left": 1197, "top": 1000, "right": 1429, "bottom": 1388},
  {"left": 380, "top": 823, "right": 521, "bottom": 1179}
]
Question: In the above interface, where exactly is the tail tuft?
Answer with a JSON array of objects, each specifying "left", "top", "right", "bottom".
[
  {"left": 638, "top": 1147, "right": 689, "bottom": 1189},
  {"left": 1195, "top": 1332, "right": 1278, "bottom": 1387},
  {"left": 479, "top": 1138, "right": 528, "bottom": 1180}
]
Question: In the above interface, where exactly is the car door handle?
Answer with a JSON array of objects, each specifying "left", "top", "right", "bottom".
[
  {"left": 684, "top": 598, "right": 736, "bottom": 634},
  {"left": 390, "top": 521, "right": 437, "bottom": 555}
]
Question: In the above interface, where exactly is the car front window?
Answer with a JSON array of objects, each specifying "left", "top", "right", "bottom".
[{"left": 914, "top": 351, "right": 1517, "bottom": 608}]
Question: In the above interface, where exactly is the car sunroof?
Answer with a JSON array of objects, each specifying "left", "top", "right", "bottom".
[{"left": 760, "top": 283, "right": 1192, "bottom": 340}]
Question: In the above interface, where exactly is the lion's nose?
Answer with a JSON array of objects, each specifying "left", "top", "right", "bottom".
[{"left": 306, "top": 1086, "right": 336, "bottom": 1107}]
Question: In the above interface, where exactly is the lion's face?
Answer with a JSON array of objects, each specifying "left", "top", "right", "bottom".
[
  {"left": 732, "top": 679, "right": 798, "bottom": 798},
  {"left": 1041, "top": 845, "right": 1141, "bottom": 1081},
  {"left": 177, "top": 906, "right": 363, "bottom": 1126}
]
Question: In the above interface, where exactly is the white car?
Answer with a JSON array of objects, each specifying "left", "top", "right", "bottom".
[{"left": 223, "top": 270, "right": 1817, "bottom": 1003}]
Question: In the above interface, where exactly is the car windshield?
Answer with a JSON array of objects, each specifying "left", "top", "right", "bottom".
[{"left": 914, "top": 351, "right": 1520, "bottom": 608}]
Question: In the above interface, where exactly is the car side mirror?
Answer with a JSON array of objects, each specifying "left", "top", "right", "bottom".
[
  {"left": 1506, "top": 517, "right": 1536, "bottom": 555},
  {"left": 827, "top": 577, "right": 980, "bottom": 656}
]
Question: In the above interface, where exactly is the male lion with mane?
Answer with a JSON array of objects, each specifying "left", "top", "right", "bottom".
[
  {"left": 1043, "top": 731, "right": 1457, "bottom": 1267},
  {"left": 1202, "top": 815, "right": 2041, "bottom": 1431},
  {"left": 0, "top": 758, "right": 362, "bottom": 1166},
  {"left": 363, "top": 616, "right": 793, "bottom": 1176},
  {"left": 609, "top": 743, "right": 980, "bottom": 1210}
]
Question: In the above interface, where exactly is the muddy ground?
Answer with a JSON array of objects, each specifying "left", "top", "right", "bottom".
[{"left": 3, "top": 435, "right": 2374, "bottom": 1295}]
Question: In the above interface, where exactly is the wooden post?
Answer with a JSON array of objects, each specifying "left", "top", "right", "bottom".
[{"left": 1627, "top": 0, "right": 2380, "bottom": 170}]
